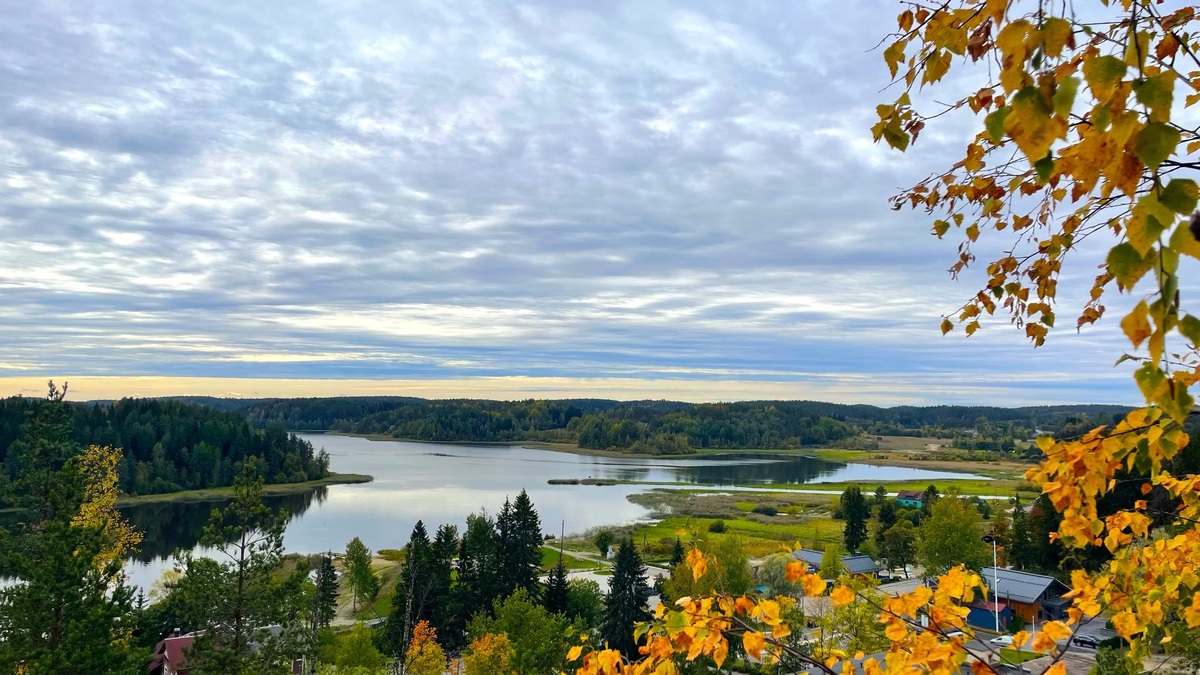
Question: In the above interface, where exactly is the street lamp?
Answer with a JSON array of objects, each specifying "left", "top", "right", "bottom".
[{"left": 981, "top": 534, "right": 1001, "bottom": 633}]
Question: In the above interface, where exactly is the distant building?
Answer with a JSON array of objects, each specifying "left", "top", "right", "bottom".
[
  {"left": 791, "top": 549, "right": 883, "bottom": 578},
  {"left": 967, "top": 599, "right": 1014, "bottom": 631},
  {"left": 980, "top": 567, "right": 1071, "bottom": 622},
  {"left": 895, "top": 490, "right": 924, "bottom": 508},
  {"left": 148, "top": 631, "right": 199, "bottom": 675}
]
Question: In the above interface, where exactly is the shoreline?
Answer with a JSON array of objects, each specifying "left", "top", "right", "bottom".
[
  {"left": 308, "top": 431, "right": 1030, "bottom": 479},
  {"left": 115, "top": 472, "right": 374, "bottom": 507}
]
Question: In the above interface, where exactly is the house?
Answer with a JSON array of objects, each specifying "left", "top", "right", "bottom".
[
  {"left": 967, "top": 599, "right": 1014, "bottom": 631},
  {"left": 792, "top": 549, "right": 883, "bottom": 578},
  {"left": 147, "top": 628, "right": 305, "bottom": 675},
  {"left": 895, "top": 490, "right": 924, "bottom": 508},
  {"left": 980, "top": 567, "right": 1071, "bottom": 623},
  {"left": 148, "top": 631, "right": 200, "bottom": 675}
]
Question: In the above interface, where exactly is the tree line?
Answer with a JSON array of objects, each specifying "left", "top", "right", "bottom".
[{"left": 0, "top": 391, "right": 329, "bottom": 505}]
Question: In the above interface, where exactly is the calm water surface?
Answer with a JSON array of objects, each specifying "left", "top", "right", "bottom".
[{"left": 121, "top": 434, "right": 987, "bottom": 588}]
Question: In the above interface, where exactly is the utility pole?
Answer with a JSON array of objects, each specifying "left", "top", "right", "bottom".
[{"left": 982, "top": 534, "right": 1000, "bottom": 632}]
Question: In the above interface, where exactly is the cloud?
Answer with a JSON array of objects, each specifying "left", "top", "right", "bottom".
[{"left": 0, "top": 0, "right": 1139, "bottom": 405}]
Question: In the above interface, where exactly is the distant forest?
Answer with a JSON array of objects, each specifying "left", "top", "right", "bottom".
[
  {"left": 0, "top": 396, "right": 329, "bottom": 504},
  {"left": 206, "top": 396, "right": 1134, "bottom": 455}
]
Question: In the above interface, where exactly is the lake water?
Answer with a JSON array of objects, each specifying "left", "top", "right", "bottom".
[{"left": 121, "top": 434, "right": 988, "bottom": 589}]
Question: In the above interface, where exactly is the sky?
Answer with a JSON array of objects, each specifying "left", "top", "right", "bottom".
[{"left": 0, "top": 0, "right": 1147, "bottom": 405}]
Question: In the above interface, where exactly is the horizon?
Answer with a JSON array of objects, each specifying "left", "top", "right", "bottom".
[
  {"left": 0, "top": 0, "right": 1136, "bottom": 406},
  {"left": 0, "top": 375, "right": 1136, "bottom": 408}
]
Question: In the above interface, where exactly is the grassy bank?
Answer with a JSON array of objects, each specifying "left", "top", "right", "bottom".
[{"left": 116, "top": 472, "right": 374, "bottom": 507}]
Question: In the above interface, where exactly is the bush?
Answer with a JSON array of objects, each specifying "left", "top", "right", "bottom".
[
  {"left": 751, "top": 505, "right": 779, "bottom": 516},
  {"left": 708, "top": 520, "right": 727, "bottom": 533}
]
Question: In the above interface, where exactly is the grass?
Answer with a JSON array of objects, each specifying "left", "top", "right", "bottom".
[
  {"left": 540, "top": 546, "right": 598, "bottom": 571},
  {"left": 746, "top": 478, "right": 1027, "bottom": 498},
  {"left": 628, "top": 513, "right": 845, "bottom": 558},
  {"left": 1000, "top": 648, "right": 1043, "bottom": 665},
  {"left": 115, "top": 473, "right": 374, "bottom": 506}
]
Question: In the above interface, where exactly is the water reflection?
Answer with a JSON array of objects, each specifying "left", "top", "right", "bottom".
[
  {"left": 104, "top": 434, "right": 988, "bottom": 588},
  {"left": 121, "top": 488, "right": 328, "bottom": 563}
]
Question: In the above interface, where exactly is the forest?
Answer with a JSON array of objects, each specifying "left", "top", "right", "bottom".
[
  {"left": 223, "top": 396, "right": 1131, "bottom": 454},
  {"left": 0, "top": 392, "right": 329, "bottom": 505}
]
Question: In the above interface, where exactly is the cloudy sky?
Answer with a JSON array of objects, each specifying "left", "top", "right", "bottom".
[{"left": 0, "top": 0, "right": 1144, "bottom": 405}]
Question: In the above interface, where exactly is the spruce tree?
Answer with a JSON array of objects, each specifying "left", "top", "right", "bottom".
[
  {"left": 430, "top": 524, "right": 459, "bottom": 649},
  {"left": 670, "top": 537, "right": 685, "bottom": 567},
  {"left": 602, "top": 538, "right": 651, "bottom": 659},
  {"left": 840, "top": 486, "right": 869, "bottom": 553},
  {"left": 498, "top": 490, "right": 542, "bottom": 598},
  {"left": 0, "top": 384, "right": 143, "bottom": 675},
  {"left": 873, "top": 499, "right": 898, "bottom": 551},
  {"left": 377, "top": 521, "right": 433, "bottom": 658},
  {"left": 543, "top": 558, "right": 570, "bottom": 615},
  {"left": 314, "top": 554, "right": 338, "bottom": 628},
  {"left": 455, "top": 512, "right": 500, "bottom": 626}
]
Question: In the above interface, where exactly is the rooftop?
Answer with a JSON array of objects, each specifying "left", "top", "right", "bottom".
[{"left": 980, "top": 567, "right": 1070, "bottom": 604}]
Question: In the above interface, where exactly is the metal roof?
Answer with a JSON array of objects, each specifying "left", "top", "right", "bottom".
[
  {"left": 791, "top": 549, "right": 883, "bottom": 575},
  {"left": 980, "top": 567, "right": 1070, "bottom": 604}
]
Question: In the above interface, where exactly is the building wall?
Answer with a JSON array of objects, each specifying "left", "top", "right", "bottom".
[{"left": 1006, "top": 599, "right": 1041, "bottom": 622}]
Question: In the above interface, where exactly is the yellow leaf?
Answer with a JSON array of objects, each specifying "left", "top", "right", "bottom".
[
  {"left": 1042, "top": 621, "right": 1072, "bottom": 641},
  {"left": 785, "top": 561, "right": 806, "bottom": 583},
  {"left": 568, "top": 645, "right": 584, "bottom": 661},
  {"left": 742, "top": 631, "right": 766, "bottom": 659},
  {"left": 1045, "top": 663, "right": 1066, "bottom": 675},
  {"left": 1041, "top": 18, "right": 1072, "bottom": 59},
  {"left": 1004, "top": 87, "right": 1065, "bottom": 162},
  {"left": 1120, "top": 301, "right": 1152, "bottom": 349},
  {"left": 686, "top": 548, "right": 708, "bottom": 581},
  {"left": 830, "top": 585, "right": 855, "bottom": 606},
  {"left": 800, "top": 573, "right": 827, "bottom": 597}
]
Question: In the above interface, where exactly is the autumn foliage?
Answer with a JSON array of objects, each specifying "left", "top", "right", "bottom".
[{"left": 567, "top": 1, "right": 1200, "bottom": 673}]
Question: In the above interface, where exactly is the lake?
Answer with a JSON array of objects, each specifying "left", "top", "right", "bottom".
[{"left": 122, "top": 434, "right": 988, "bottom": 589}]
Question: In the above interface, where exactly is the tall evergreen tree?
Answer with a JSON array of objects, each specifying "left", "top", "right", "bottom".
[
  {"left": 430, "top": 523, "right": 460, "bottom": 648},
  {"left": 602, "top": 539, "right": 652, "bottom": 660},
  {"left": 1009, "top": 494, "right": 1032, "bottom": 570},
  {"left": 455, "top": 512, "right": 500, "bottom": 625},
  {"left": 543, "top": 558, "right": 570, "bottom": 616},
  {"left": 377, "top": 521, "right": 434, "bottom": 658},
  {"left": 497, "top": 490, "right": 542, "bottom": 598},
  {"left": 670, "top": 537, "right": 685, "bottom": 567},
  {"left": 874, "top": 499, "right": 899, "bottom": 551},
  {"left": 314, "top": 554, "right": 338, "bottom": 629},
  {"left": 841, "top": 486, "right": 869, "bottom": 553},
  {"left": 0, "top": 383, "right": 144, "bottom": 675}
]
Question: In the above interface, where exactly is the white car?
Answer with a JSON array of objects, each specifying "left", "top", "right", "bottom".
[{"left": 990, "top": 635, "right": 1015, "bottom": 646}]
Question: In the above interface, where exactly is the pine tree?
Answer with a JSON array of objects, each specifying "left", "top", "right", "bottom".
[
  {"left": 543, "top": 557, "right": 570, "bottom": 615},
  {"left": 602, "top": 538, "right": 652, "bottom": 659},
  {"left": 841, "top": 486, "right": 869, "bottom": 553},
  {"left": 185, "top": 463, "right": 308, "bottom": 674}
]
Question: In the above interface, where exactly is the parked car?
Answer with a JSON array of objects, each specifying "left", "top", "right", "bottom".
[
  {"left": 990, "top": 635, "right": 1015, "bottom": 646},
  {"left": 944, "top": 631, "right": 965, "bottom": 639},
  {"left": 1072, "top": 634, "right": 1101, "bottom": 648}
]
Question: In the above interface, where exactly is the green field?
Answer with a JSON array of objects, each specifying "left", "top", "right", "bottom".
[
  {"left": 629, "top": 514, "right": 844, "bottom": 558},
  {"left": 1000, "top": 648, "right": 1042, "bottom": 665},
  {"left": 540, "top": 546, "right": 599, "bottom": 570},
  {"left": 115, "top": 473, "right": 374, "bottom": 506}
]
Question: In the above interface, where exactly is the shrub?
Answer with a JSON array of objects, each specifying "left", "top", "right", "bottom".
[{"left": 707, "top": 520, "right": 727, "bottom": 533}]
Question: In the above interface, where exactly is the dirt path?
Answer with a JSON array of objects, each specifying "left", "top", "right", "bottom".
[{"left": 331, "top": 555, "right": 401, "bottom": 627}]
